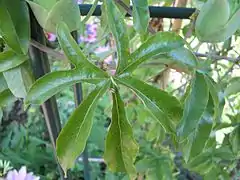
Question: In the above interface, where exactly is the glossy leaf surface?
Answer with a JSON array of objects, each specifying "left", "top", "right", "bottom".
[
  {"left": 224, "top": 77, "right": 240, "bottom": 97},
  {"left": 121, "top": 32, "right": 184, "bottom": 74},
  {"left": 177, "top": 72, "right": 209, "bottom": 140},
  {"left": 0, "top": 50, "right": 28, "bottom": 73},
  {"left": 57, "top": 22, "right": 107, "bottom": 77},
  {"left": 205, "top": 75, "right": 225, "bottom": 122},
  {"left": 104, "top": 87, "right": 138, "bottom": 178},
  {"left": 3, "top": 64, "right": 33, "bottom": 98},
  {"left": 115, "top": 76, "right": 182, "bottom": 133},
  {"left": 180, "top": 94, "right": 214, "bottom": 162},
  {"left": 0, "top": 0, "right": 30, "bottom": 54},
  {"left": 132, "top": 0, "right": 150, "bottom": 34},
  {"left": 195, "top": 0, "right": 230, "bottom": 42},
  {"left": 154, "top": 47, "right": 199, "bottom": 72},
  {"left": 105, "top": 0, "right": 130, "bottom": 74},
  {"left": 26, "top": 69, "right": 105, "bottom": 105},
  {"left": 56, "top": 81, "right": 110, "bottom": 175},
  {"left": 27, "top": 0, "right": 81, "bottom": 33},
  {"left": 196, "top": 0, "right": 240, "bottom": 42}
]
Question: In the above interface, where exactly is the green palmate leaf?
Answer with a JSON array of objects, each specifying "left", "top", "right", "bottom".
[
  {"left": 26, "top": 69, "right": 105, "bottom": 105},
  {"left": 27, "top": 0, "right": 81, "bottom": 33},
  {"left": 56, "top": 81, "right": 110, "bottom": 175},
  {"left": 105, "top": 0, "right": 130, "bottom": 74},
  {"left": 205, "top": 75, "right": 225, "bottom": 122},
  {"left": 154, "top": 47, "right": 198, "bottom": 72},
  {"left": 0, "top": 89, "right": 15, "bottom": 107},
  {"left": 115, "top": 76, "right": 182, "bottom": 133},
  {"left": 167, "top": 47, "right": 198, "bottom": 68},
  {"left": 57, "top": 22, "right": 107, "bottom": 77},
  {"left": 180, "top": 94, "right": 214, "bottom": 162},
  {"left": 224, "top": 77, "right": 240, "bottom": 97},
  {"left": 177, "top": 72, "right": 209, "bottom": 140},
  {"left": 3, "top": 64, "right": 33, "bottom": 99},
  {"left": 121, "top": 32, "right": 184, "bottom": 74},
  {"left": 0, "top": 0, "right": 30, "bottom": 54},
  {"left": 104, "top": 87, "right": 138, "bottom": 179},
  {"left": 0, "top": 50, "right": 28, "bottom": 73},
  {"left": 0, "top": 73, "right": 8, "bottom": 93},
  {"left": 132, "top": 0, "right": 150, "bottom": 35}
]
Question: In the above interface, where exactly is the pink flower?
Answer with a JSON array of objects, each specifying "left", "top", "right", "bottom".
[
  {"left": 85, "top": 34, "right": 97, "bottom": 43},
  {"left": 78, "top": 24, "right": 98, "bottom": 43},
  {"left": 95, "top": 46, "right": 109, "bottom": 52},
  {"left": 46, "top": 32, "right": 57, "bottom": 42},
  {"left": 6, "top": 166, "right": 39, "bottom": 180}
]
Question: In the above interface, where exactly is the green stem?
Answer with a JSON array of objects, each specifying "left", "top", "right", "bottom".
[{"left": 82, "top": 0, "right": 99, "bottom": 23}]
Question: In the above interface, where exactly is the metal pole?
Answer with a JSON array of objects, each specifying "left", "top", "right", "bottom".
[
  {"left": 79, "top": 4, "right": 196, "bottom": 19},
  {"left": 28, "top": 8, "right": 67, "bottom": 180}
]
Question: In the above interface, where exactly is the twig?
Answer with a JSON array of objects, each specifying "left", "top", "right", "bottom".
[
  {"left": 31, "top": 39, "right": 240, "bottom": 65},
  {"left": 171, "top": 81, "right": 188, "bottom": 94},
  {"left": 195, "top": 52, "right": 240, "bottom": 63},
  {"left": 220, "top": 62, "right": 238, "bottom": 81},
  {"left": 108, "top": 1, "right": 240, "bottom": 64},
  {"left": 114, "top": 0, "right": 156, "bottom": 34},
  {"left": 30, "top": 40, "right": 65, "bottom": 60}
]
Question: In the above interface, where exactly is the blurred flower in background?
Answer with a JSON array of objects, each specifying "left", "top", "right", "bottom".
[
  {"left": 95, "top": 46, "right": 113, "bottom": 64},
  {"left": 45, "top": 32, "right": 57, "bottom": 42},
  {"left": 6, "top": 166, "right": 39, "bottom": 180},
  {"left": 79, "top": 24, "right": 98, "bottom": 43},
  {"left": 77, "top": 0, "right": 83, "bottom": 4},
  {"left": 45, "top": 23, "right": 98, "bottom": 43}
]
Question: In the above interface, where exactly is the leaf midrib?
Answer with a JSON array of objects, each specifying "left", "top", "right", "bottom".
[
  {"left": 74, "top": 84, "right": 107, "bottom": 142},
  {"left": 113, "top": 91, "right": 127, "bottom": 171},
  {"left": 115, "top": 77, "right": 171, "bottom": 132}
]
